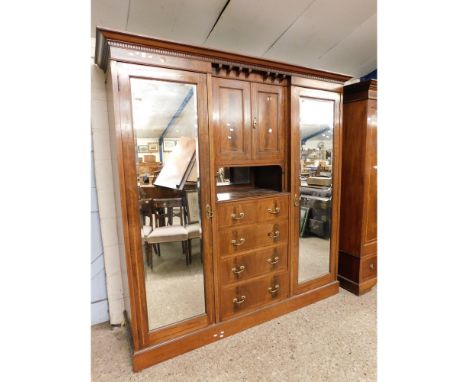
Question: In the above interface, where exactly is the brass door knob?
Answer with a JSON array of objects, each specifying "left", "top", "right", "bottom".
[
  {"left": 267, "top": 256, "right": 280, "bottom": 265},
  {"left": 267, "top": 207, "right": 280, "bottom": 215},
  {"left": 231, "top": 212, "right": 245, "bottom": 220},
  {"left": 268, "top": 284, "right": 280, "bottom": 295},
  {"left": 232, "top": 265, "right": 246, "bottom": 275},
  {"left": 231, "top": 238, "right": 245, "bottom": 246},
  {"left": 233, "top": 296, "right": 246, "bottom": 305}
]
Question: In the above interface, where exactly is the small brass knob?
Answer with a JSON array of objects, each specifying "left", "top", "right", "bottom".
[{"left": 370, "top": 263, "right": 374, "bottom": 270}]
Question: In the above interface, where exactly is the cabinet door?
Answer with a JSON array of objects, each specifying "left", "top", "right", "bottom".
[
  {"left": 362, "top": 99, "right": 377, "bottom": 252},
  {"left": 290, "top": 86, "right": 342, "bottom": 295},
  {"left": 251, "top": 83, "right": 285, "bottom": 161},
  {"left": 212, "top": 78, "right": 252, "bottom": 165},
  {"left": 116, "top": 62, "right": 215, "bottom": 347}
]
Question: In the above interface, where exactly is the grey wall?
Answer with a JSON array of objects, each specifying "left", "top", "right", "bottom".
[{"left": 91, "top": 146, "right": 109, "bottom": 324}]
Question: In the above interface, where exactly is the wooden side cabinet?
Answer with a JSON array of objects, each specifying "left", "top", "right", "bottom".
[{"left": 338, "top": 80, "right": 377, "bottom": 295}]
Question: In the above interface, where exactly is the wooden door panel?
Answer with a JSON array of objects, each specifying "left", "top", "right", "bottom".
[
  {"left": 116, "top": 62, "right": 215, "bottom": 347},
  {"left": 252, "top": 83, "right": 284, "bottom": 161},
  {"left": 212, "top": 78, "right": 251, "bottom": 164},
  {"left": 364, "top": 100, "right": 377, "bottom": 244}
]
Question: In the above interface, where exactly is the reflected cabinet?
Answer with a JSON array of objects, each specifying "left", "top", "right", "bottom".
[{"left": 95, "top": 27, "right": 349, "bottom": 371}]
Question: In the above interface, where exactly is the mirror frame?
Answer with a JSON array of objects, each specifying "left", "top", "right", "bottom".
[
  {"left": 116, "top": 62, "right": 215, "bottom": 348},
  {"left": 290, "top": 85, "right": 343, "bottom": 296}
]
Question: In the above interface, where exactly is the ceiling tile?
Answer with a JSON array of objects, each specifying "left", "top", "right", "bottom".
[
  {"left": 91, "top": 0, "right": 130, "bottom": 37},
  {"left": 204, "top": 0, "right": 313, "bottom": 56},
  {"left": 126, "top": 0, "right": 227, "bottom": 45},
  {"left": 316, "top": 13, "right": 377, "bottom": 77},
  {"left": 263, "top": 0, "right": 376, "bottom": 75}
]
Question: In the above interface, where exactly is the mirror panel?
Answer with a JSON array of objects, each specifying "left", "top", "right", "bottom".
[
  {"left": 297, "top": 97, "right": 334, "bottom": 283},
  {"left": 130, "top": 77, "right": 206, "bottom": 330}
]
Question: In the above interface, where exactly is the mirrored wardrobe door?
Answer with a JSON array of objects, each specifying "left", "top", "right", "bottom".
[
  {"left": 117, "top": 63, "right": 214, "bottom": 345},
  {"left": 291, "top": 86, "right": 341, "bottom": 294}
]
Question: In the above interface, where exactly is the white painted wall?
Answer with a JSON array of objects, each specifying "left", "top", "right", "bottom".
[
  {"left": 91, "top": 146, "right": 109, "bottom": 325},
  {"left": 91, "top": 38, "right": 125, "bottom": 325}
]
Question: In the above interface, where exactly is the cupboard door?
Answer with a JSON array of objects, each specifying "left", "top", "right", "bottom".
[
  {"left": 116, "top": 62, "right": 215, "bottom": 347},
  {"left": 362, "top": 99, "right": 377, "bottom": 251},
  {"left": 251, "top": 83, "right": 284, "bottom": 161},
  {"left": 212, "top": 78, "right": 252, "bottom": 165},
  {"left": 290, "top": 86, "right": 342, "bottom": 295}
]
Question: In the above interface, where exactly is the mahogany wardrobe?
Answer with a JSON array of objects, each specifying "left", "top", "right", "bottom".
[{"left": 95, "top": 27, "right": 351, "bottom": 371}]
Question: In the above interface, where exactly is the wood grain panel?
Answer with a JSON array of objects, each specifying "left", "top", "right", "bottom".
[
  {"left": 339, "top": 99, "right": 367, "bottom": 256},
  {"left": 132, "top": 281, "right": 339, "bottom": 371},
  {"left": 360, "top": 255, "right": 377, "bottom": 281},
  {"left": 251, "top": 83, "right": 285, "bottom": 161},
  {"left": 212, "top": 78, "right": 251, "bottom": 164},
  {"left": 218, "top": 220, "right": 289, "bottom": 256},
  {"left": 363, "top": 99, "right": 377, "bottom": 245},
  {"left": 338, "top": 80, "right": 377, "bottom": 295},
  {"left": 220, "top": 244, "right": 288, "bottom": 285},
  {"left": 257, "top": 195, "right": 289, "bottom": 222},
  {"left": 220, "top": 272, "right": 289, "bottom": 321},
  {"left": 217, "top": 199, "right": 258, "bottom": 228}
]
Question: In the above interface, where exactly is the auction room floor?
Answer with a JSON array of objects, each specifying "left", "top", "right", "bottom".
[{"left": 91, "top": 287, "right": 376, "bottom": 382}]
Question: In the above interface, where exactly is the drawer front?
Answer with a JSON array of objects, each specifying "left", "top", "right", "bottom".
[
  {"left": 257, "top": 195, "right": 289, "bottom": 222},
  {"left": 218, "top": 220, "right": 289, "bottom": 256},
  {"left": 220, "top": 244, "right": 288, "bottom": 284},
  {"left": 360, "top": 256, "right": 377, "bottom": 281},
  {"left": 217, "top": 200, "right": 258, "bottom": 228},
  {"left": 220, "top": 272, "right": 289, "bottom": 321}
]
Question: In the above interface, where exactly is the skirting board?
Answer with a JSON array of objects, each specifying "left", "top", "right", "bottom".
[{"left": 131, "top": 281, "right": 339, "bottom": 371}]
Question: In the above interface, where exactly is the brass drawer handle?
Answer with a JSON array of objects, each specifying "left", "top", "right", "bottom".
[
  {"left": 267, "top": 207, "right": 280, "bottom": 215},
  {"left": 231, "top": 212, "right": 245, "bottom": 220},
  {"left": 253, "top": 117, "right": 257, "bottom": 128},
  {"left": 370, "top": 263, "right": 375, "bottom": 270},
  {"left": 268, "top": 230, "right": 280, "bottom": 240},
  {"left": 232, "top": 265, "right": 246, "bottom": 275},
  {"left": 267, "top": 256, "right": 280, "bottom": 265},
  {"left": 268, "top": 284, "right": 280, "bottom": 295},
  {"left": 231, "top": 238, "right": 245, "bottom": 246},
  {"left": 233, "top": 295, "right": 246, "bottom": 305}
]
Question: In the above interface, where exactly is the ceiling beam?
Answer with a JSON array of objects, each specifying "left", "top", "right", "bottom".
[{"left": 158, "top": 88, "right": 194, "bottom": 160}]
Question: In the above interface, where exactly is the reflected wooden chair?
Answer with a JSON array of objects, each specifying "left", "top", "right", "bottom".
[
  {"left": 139, "top": 198, "right": 154, "bottom": 269},
  {"left": 183, "top": 190, "right": 202, "bottom": 264},
  {"left": 146, "top": 198, "right": 190, "bottom": 266}
]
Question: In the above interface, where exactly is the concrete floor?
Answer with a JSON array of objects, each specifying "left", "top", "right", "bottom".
[{"left": 91, "top": 287, "right": 376, "bottom": 382}]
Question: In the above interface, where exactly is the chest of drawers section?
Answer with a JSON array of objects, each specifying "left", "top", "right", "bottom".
[{"left": 216, "top": 194, "right": 290, "bottom": 320}]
